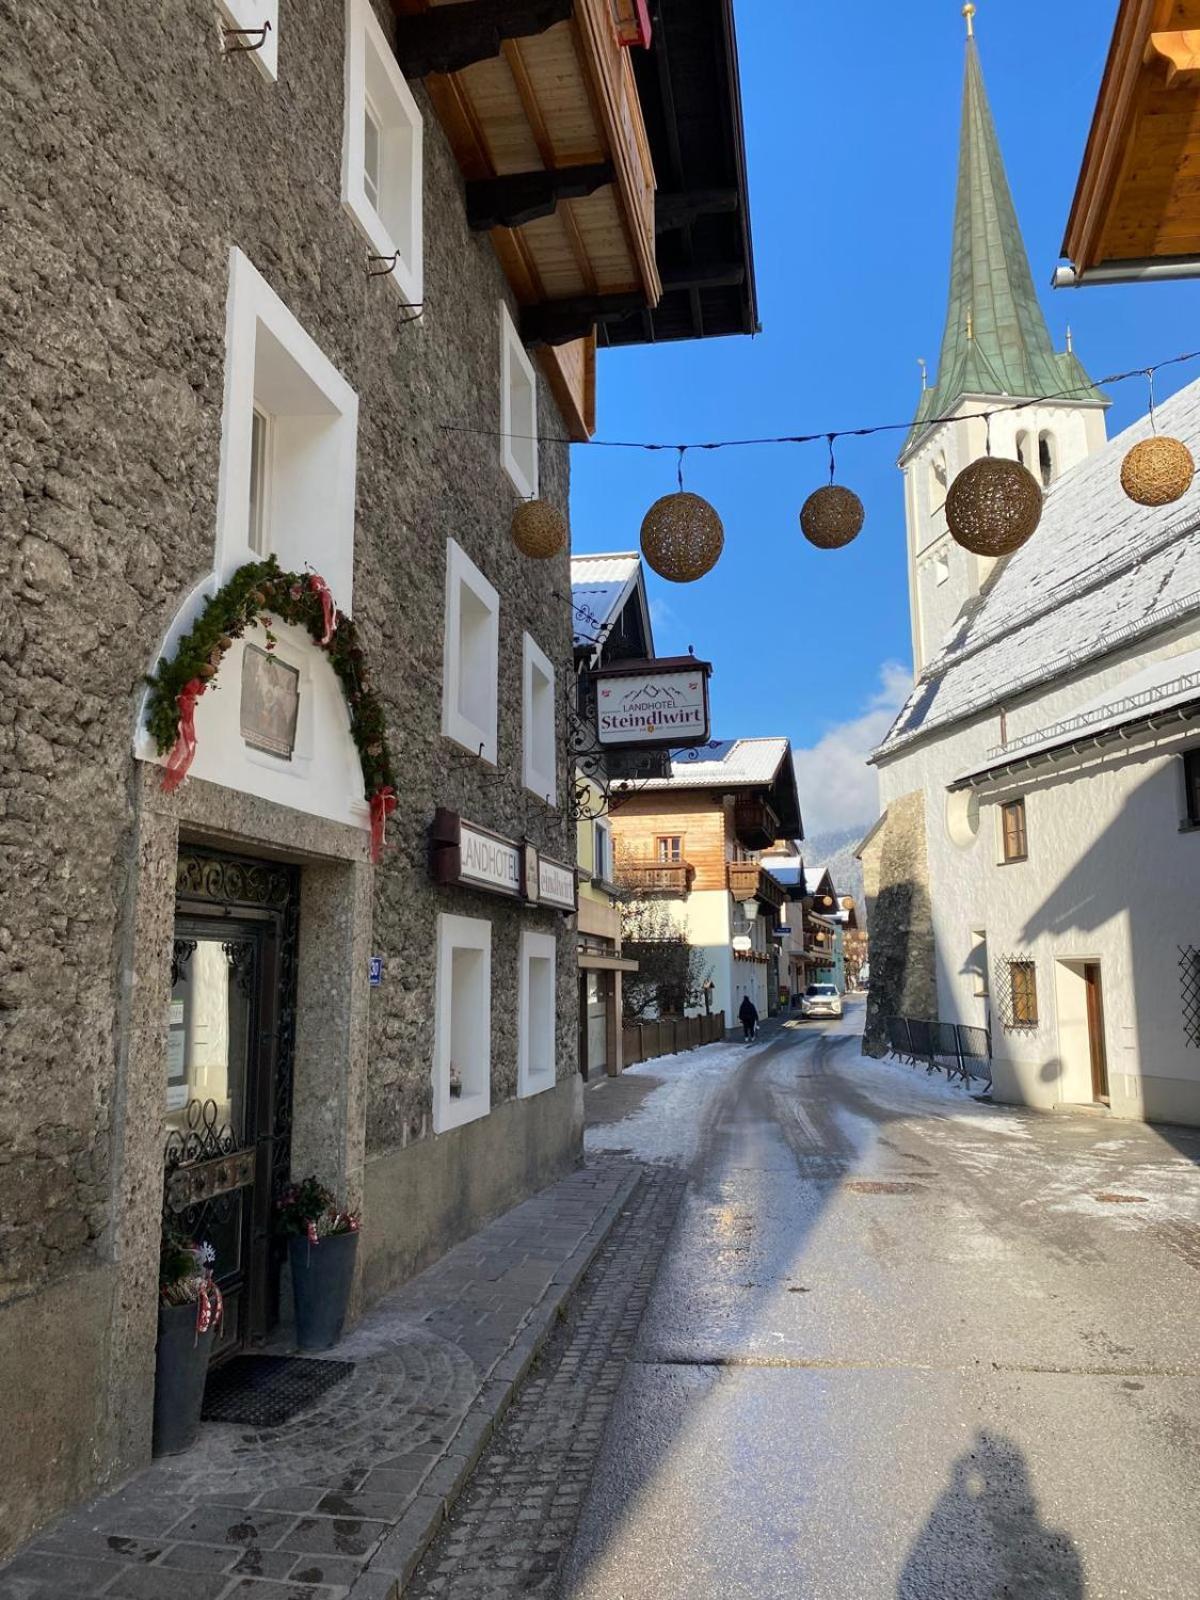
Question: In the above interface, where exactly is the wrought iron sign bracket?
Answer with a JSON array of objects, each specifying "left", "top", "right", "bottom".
[{"left": 222, "top": 20, "right": 271, "bottom": 54}]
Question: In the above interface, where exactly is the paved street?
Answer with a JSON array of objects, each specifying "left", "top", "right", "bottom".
[{"left": 429, "top": 1002, "right": 1200, "bottom": 1599}]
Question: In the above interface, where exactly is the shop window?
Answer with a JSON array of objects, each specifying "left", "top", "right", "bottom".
[
  {"left": 1000, "top": 798, "right": 1028, "bottom": 862},
  {"left": 341, "top": 0, "right": 424, "bottom": 306},
  {"left": 500, "top": 302, "right": 538, "bottom": 498},
  {"left": 657, "top": 835, "right": 683, "bottom": 863},
  {"left": 593, "top": 819, "right": 612, "bottom": 884},
  {"left": 518, "top": 930, "right": 557, "bottom": 1098},
  {"left": 433, "top": 914, "right": 491, "bottom": 1133},
  {"left": 217, "top": 0, "right": 278, "bottom": 82},
  {"left": 522, "top": 633, "right": 556, "bottom": 804},
  {"left": 1182, "top": 748, "right": 1200, "bottom": 828},
  {"left": 443, "top": 539, "right": 499, "bottom": 763},
  {"left": 216, "top": 249, "right": 359, "bottom": 608}
]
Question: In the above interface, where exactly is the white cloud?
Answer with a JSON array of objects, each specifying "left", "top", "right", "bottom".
[{"left": 791, "top": 662, "right": 912, "bottom": 835}]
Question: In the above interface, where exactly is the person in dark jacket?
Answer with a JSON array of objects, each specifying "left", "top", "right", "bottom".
[{"left": 738, "top": 994, "right": 759, "bottom": 1042}]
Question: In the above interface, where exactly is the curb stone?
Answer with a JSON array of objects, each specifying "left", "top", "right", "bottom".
[{"left": 349, "top": 1163, "right": 644, "bottom": 1599}]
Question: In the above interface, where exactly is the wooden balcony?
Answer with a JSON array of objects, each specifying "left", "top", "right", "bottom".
[
  {"left": 733, "top": 797, "right": 780, "bottom": 852},
  {"left": 727, "top": 862, "right": 785, "bottom": 913},
  {"left": 620, "top": 860, "right": 694, "bottom": 896}
]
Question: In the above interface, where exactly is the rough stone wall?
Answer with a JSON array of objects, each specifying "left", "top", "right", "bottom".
[
  {"left": 0, "top": 0, "right": 575, "bottom": 1303},
  {"left": 861, "top": 790, "right": 938, "bottom": 1055}
]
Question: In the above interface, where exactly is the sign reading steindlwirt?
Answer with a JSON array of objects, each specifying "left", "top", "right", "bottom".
[
  {"left": 430, "top": 810, "right": 576, "bottom": 913},
  {"left": 593, "top": 656, "right": 712, "bottom": 750}
]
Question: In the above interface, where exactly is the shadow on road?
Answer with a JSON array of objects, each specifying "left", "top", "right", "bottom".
[{"left": 897, "top": 1430, "right": 1085, "bottom": 1600}]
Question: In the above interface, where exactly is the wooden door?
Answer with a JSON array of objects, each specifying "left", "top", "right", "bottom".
[{"left": 1084, "top": 963, "right": 1110, "bottom": 1104}]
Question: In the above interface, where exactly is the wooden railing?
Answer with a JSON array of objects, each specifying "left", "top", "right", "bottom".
[
  {"left": 620, "top": 861, "right": 695, "bottom": 896},
  {"left": 727, "top": 862, "right": 786, "bottom": 912}
]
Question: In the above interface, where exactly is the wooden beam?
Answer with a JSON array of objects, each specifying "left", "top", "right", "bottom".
[
  {"left": 466, "top": 163, "right": 615, "bottom": 230},
  {"left": 1146, "top": 29, "right": 1200, "bottom": 86},
  {"left": 393, "top": 0, "right": 573, "bottom": 78},
  {"left": 656, "top": 188, "right": 740, "bottom": 231},
  {"left": 521, "top": 293, "right": 644, "bottom": 346},
  {"left": 660, "top": 261, "right": 746, "bottom": 291}
]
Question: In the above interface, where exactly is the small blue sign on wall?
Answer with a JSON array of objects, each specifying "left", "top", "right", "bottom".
[{"left": 369, "top": 956, "right": 384, "bottom": 988}]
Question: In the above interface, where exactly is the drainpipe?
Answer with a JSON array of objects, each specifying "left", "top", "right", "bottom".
[{"left": 1053, "top": 259, "right": 1200, "bottom": 289}]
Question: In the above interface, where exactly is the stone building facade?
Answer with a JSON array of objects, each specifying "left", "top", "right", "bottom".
[{"left": 0, "top": 0, "right": 634, "bottom": 1553}]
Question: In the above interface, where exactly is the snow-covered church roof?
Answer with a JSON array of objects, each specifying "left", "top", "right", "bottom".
[{"left": 875, "top": 375, "right": 1200, "bottom": 759}]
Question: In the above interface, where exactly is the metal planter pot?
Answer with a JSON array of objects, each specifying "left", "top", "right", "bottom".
[
  {"left": 152, "top": 1301, "right": 215, "bottom": 1456},
  {"left": 288, "top": 1229, "right": 358, "bottom": 1352}
]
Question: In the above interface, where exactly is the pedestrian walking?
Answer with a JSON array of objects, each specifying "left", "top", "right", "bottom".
[
  {"left": 702, "top": 978, "right": 715, "bottom": 1016},
  {"left": 738, "top": 994, "right": 758, "bottom": 1043}
]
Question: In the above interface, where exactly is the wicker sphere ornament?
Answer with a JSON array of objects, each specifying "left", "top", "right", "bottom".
[
  {"left": 945, "top": 455, "right": 1044, "bottom": 557},
  {"left": 640, "top": 491, "right": 724, "bottom": 583},
  {"left": 1120, "top": 435, "right": 1195, "bottom": 507},
  {"left": 800, "top": 484, "right": 865, "bottom": 549},
  {"left": 511, "top": 498, "right": 567, "bottom": 559}
]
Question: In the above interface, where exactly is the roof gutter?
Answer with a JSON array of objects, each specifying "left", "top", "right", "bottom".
[
  {"left": 948, "top": 698, "right": 1200, "bottom": 791},
  {"left": 1053, "top": 257, "right": 1200, "bottom": 289}
]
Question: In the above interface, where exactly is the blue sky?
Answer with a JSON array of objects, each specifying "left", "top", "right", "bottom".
[{"left": 569, "top": 0, "right": 1200, "bottom": 831}]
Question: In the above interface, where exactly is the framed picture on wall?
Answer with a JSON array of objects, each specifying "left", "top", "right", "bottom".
[{"left": 240, "top": 645, "right": 300, "bottom": 759}]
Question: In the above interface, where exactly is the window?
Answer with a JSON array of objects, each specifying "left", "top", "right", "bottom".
[
  {"left": 217, "top": 0, "right": 279, "bottom": 82},
  {"left": 522, "top": 633, "right": 556, "bottom": 803},
  {"left": 433, "top": 914, "right": 491, "bottom": 1133},
  {"left": 1039, "top": 431, "right": 1056, "bottom": 488},
  {"left": 593, "top": 819, "right": 612, "bottom": 884},
  {"left": 443, "top": 539, "right": 499, "bottom": 763},
  {"left": 1016, "top": 430, "right": 1032, "bottom": 472},
  {"left": 518, "top": 930, "right": 557, "bottom": 1098},
  {"left": 341, "top": 0, "right": 424, "bottom": 306},
  {"left": 215, "top": 249, "right": 359, "bottom": 606},
  {"left": 657, "top": 836, "right": 683, "bottom": 863},
  {"left": 1183, "top": 749, "right": 1200, "bottom": 827},
  {"left": 500, "top": 302, "right": 538, "bottom": 498},
  {"left": 1010, "top": 961, "right": 1039, "bottom": 1027},
  {"left": 1001, "top": 798, "right": 1028, "bottom": 862}
]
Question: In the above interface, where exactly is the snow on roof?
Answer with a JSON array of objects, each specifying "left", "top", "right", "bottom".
[
  {"left": 570, "top": 553, "right": 642, "bottom": 648},
  {"left": 876, "top": 374, "right": 1200, "bottom": 757},
  {"left": 952, "top": 643, "right": 1200, "bottom": 786},
  {"left": 630, "top": 737, "right": 791, "bottom": 790}
]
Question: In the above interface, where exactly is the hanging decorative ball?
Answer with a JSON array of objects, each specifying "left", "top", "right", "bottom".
[
  {"left": 800, "top": 485, "right": 865, "bottom": 549},
  {"left": 946, "top": 456, "right": 1043, "bottom": 557},
  {"left": 1119, "top": 436, "right": 1195, "bottom": 507},
  {"left": 640, "top": 491, "right": 724, "bottom": 583},
  {"left": 511, "top": 498, "right": 567, "bottom": 559}
]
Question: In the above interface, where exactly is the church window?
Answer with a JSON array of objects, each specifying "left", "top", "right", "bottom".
[
  {"left": 1001, "top": 798, "right": 1028, "bottom": 862},
  {"left": 1008, "top": 961, "right": 1039, "bottom": 1027},
  {"left": 929, "top": 453, "right": 948, "bottom": 512},
  {"left": 1038, "top": 431, "right": 1056, "bottom": 487},
  {"left": 1016, "top": 430, "right": 1032, "bottom": 471},
  {"left": 934, "top": 554, "right": 950, "bottom": 587}
]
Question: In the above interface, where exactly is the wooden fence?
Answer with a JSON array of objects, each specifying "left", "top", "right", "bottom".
[{"left": 621, "top": 1011, "right": 726, "bottom": 1067}]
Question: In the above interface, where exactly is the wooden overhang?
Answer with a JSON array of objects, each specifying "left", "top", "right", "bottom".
[
  {"left": 391, "top": 0, "right": 662, "bottom": 438},
  {"left": 1062, "top": 0, "right": 1200, "bottom": 284},
  {"left": 601, "top": 0, "right": 758, "bottom": 345}
]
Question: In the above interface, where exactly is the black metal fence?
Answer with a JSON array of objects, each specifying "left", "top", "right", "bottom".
[{"left": 886, "top": 1017, "right": 992, "bottom": 1090}]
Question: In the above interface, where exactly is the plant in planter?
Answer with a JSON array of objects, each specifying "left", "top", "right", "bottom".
[
  {"left": 277, "top": 1177, "right": 361, "bottom": 1352},
  {"left": 449, "top": 1063, "right": 463, "bottom": 1100},
  {"left": 153, "top": 1232, "right": 223, "bottom": 1456}
]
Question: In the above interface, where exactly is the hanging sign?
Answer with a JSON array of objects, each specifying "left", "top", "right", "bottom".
[
  {"left": 430, "top": 810, "right": 575, "bottom": 913},
  {"left": 592, "top": 656, "right": 712, "bottom": 750}
]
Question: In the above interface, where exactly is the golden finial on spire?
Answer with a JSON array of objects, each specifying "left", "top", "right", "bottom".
[
  {"left": 966, "top": 307, "right": 975, "bottom": 342},
  {"left": 963, "top": 3, "right": 977, "bottom": 37}
]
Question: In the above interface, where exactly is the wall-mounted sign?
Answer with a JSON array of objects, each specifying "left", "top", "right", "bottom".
[
  {"left": 592, "top": 655, "right": 712, "bottom": 750},
  {"left": 369, "top": 956, "right": 384, "bottom": 987},
  {"left": 732, "top": 935, "right": 753, "bottom": 953},
  {"left": 431, "top": 810, "right": 575, "bottom": 914}
]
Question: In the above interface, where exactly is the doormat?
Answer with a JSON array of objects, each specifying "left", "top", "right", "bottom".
[{"left": 201, "top": 1355, "right": 355, "bottom": 1428}]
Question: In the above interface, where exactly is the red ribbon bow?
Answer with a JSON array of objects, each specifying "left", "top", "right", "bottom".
[
  {"left": 369, "top": 787, "right": 397, "bottom": 864},
  {"left": 309, "top": 573, "right": 336, "bottom": 646},
  {"left": 162, "top": 678, "right": 207, "bottom": 795}
]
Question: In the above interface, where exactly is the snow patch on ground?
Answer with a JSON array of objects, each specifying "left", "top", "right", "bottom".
[{"left": 585, "top": 1035, "right": 772, "bottom": 1166}]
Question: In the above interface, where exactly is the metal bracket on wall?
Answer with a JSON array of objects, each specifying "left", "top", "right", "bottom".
[{"left": 222, "top": 20, "right": 272, "bottom": 53}]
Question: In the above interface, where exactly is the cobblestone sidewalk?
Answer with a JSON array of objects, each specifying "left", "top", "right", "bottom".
[
  {"left": 0, "top": 1162, "right": 641, "bottom": 1600},
  {"left": 405, "top": 1165, "right": 688, "bottom": 1599}
]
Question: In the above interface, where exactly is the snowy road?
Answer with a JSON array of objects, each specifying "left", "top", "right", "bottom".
[{"left": 570, "top": 1003, "right": 1200, "bottom": 1599}]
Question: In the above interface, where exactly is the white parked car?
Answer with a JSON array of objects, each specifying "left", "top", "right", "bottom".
[{"left": 800, "top": 983, "right": 843, "bottom": 1020}]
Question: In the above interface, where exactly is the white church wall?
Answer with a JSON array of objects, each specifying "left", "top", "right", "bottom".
[{"left": 877, "top": 622, "right": 1200, "bottom": 1125}]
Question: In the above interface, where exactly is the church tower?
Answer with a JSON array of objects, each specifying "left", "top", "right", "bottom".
[{"left": 901, "top": 5, "right": 1109, "bottom": 674}]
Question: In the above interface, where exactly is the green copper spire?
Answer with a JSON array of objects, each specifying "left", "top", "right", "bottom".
[{"left": 906, "top": 26, "right": 1103, "bottom": 455}]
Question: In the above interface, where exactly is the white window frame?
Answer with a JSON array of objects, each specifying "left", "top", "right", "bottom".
[
  {"left": 215, "top": 248, "right": 359, "bottom": 608},
  {"left": 593, "top": 818, "right": 612, "bottom": 884},
  {"left": 442, "top": 538, "right": 500, "bottom": 764},
  {"left": 518, "top": 930, "right": 557, "bottom": 1099},
  {"left": 500, "top": 302, "right": 538, "bottom": 499},
  {"left": 216, "top": 0, "right": 279, "bottom": 83},
  {"left": 433, "top": 914, "right": 492, "bottom": 1134},
  {"left": 522, "top": 633, "right": 557, "bottom": 805},
  {"left": 341, "top": 0, "right": 424, "bottom": 307}
]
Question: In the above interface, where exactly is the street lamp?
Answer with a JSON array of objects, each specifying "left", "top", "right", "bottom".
[{"left": 741, "top": 897, "right": 760, "bottom": 923}]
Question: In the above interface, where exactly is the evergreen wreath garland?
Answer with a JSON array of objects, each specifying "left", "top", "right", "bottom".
[{"left": 145, "top": 556, "right": 396, "bottom": 803}]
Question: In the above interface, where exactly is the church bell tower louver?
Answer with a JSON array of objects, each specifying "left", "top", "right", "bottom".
[{"left": 900, "top": 5, "right": 1109, "bottom": 674}]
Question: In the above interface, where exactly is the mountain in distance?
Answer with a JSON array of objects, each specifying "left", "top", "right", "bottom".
[{"left": 801, "top": 825, "right": 866, "bottom": 921}]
